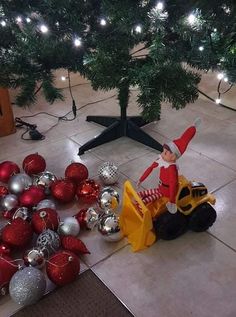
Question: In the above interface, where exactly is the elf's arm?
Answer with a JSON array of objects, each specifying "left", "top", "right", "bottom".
[
  {"left": 165, "top": 165, "right": 178, "bottom": 214},
  {"left": 138, "top": 161, "right": 159, "bottom": 184},
  {"left": 168, "top": 165, "right": 178, "bottom": 203}
]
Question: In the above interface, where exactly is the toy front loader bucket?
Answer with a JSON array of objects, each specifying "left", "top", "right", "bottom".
[{"left": 119, "top": 180, "right": 156, "bottom": 252}]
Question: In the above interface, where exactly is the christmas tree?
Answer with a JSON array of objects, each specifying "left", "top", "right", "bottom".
[{"left": 0, "top": 1, "right": 235, "bottom": 153}]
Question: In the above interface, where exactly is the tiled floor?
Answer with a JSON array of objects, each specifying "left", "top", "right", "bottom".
[{"left": 1, "top": 77, "right": 236, "bottom": 317}]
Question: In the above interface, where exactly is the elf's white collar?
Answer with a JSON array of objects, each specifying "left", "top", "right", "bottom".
[{"left": 156, "top": 155, "right": 177, "bottom": 168}]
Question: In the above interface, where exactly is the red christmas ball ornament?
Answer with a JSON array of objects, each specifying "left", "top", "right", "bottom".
[
  {"left": 0, "top": 242, "right": 11, "bottom": 256},
  {"left": 0, "top": 185, "right": 8, "bottom": 198},
  {"left": 2, "top": 210, "right": 16, "bottom": 220},
  {"left": 0, "top": 255, "right": 18, "bottom": 293},
  {"left": 76, "top": 179, "right": 100, "bottom": 204},
  {"left": 31, "top": 208, "right": 59, "bottom": 234},
  {"left": 22, "top": 153, "right": 46, "bottom": 176},
  {"left": 19, "top": 186, "right": 45, "bottom": 208},
  {"left": 46, "top": 250, "right": 80, "bottom": 286},
  {"left": 50, "top": 179, "right": 76, "bottom": 203},
  {"left": 61, "top": 235, "right": 90, "bottom": 255},
  {"left": 2, "top": 218, "right": 33, "bottom": 248},
  {"left": 74, "top": 207, "right": 99, "bottom": 230},
  {"left": 74, "top": 209, "right": 87, "bottom": 229},
  {"left": 0, "top": 161, "right": 20, "bottom": 183},
  {"left": 65, "top": 163, "right": 89, "bottom": 185}
]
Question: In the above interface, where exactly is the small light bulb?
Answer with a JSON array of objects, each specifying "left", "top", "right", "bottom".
[
  {"left": 26, "top": 17, "right": 31, "bottom": 23},
  {"left": 100, "top": 18, "right": 107, "bottom": 26},
  {"left": 40, "top": 24, "right": 48, "bottom": 33},
  {"left": 16, "top": 16, "right": 22, "bottom": 23},
  {"left": 1, "top": 20, "right": 6, "bottom": 27},
  {"left": 135, "top": 25, "right": 142, "bottom": 33},
  {"left": 222, "top": 5, "right": 231, "bottom": 14},
  {"left": 217, "top": 73, "right": 224, "bottom": 80},
  {"left": 55, "top": 22, "right": 59, "bottom": 26},
  {"left": 224, "top": 77, "right": 228, "bottom": 82},
  {"left": 213, "top": 28, "right": 217, "bottom": 32},
  {"left": 215, "top": 98, "right": 221, "bottom": 104},
  {"left": 74, "top": 38, "right": 82, "bottom": 47},
  {"left": 199, "top": 46, "right": 204, "bottom": 51},
  {"left": 61, "top": 76, "right": 66, "bottom": 81},
  {"left": 188, "top": 14, "right": 196, "bottom": 25},
  {"left": 156, "top": 2, "right": 164, "bottom": 11}
]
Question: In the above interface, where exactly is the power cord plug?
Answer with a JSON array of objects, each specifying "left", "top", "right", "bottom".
[
  {"left": 15, "top": 117, "right": 45, "bottom": 140},
  {"left": 29, "top": 129, "right": 45, "bottom": 140},
  {"left": 72, "top": 99, "right": 77, "bottom": 118}
]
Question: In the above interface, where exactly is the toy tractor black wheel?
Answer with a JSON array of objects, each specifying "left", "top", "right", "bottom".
[
  {"left": 188, "top": 203, "right": 217, "bottom": 232},
  {"left": 154, "top": 211, "right": 188, "bottom": 240}
]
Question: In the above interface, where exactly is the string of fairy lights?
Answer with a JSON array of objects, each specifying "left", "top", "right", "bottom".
[{"left": 0, "top": 1, "right": 234, "bottom": 106}]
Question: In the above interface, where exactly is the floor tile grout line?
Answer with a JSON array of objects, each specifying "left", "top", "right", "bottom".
[
  {"left": 75, "top": 141, "right": 158, "bottom": 163},
  {"left": 211, "top": 178, "right": 236, "bottom": 194},
  {"left": 87, "top": 243, "right": 129, "bottom": 269},
  {"left": 206, "top": 231, "right": 236, "bottom": 253},
  {"left": 188, "top": 149, "right": 236, "bottom": 173},
  {"left": 145, "top": 125, "right": 236, "bottom": 172},
  {"left": 91, "top": 269, "right": 136, "bottom": 317},
  {"left": 0, "top": 135, "right": 70, "bottom": 162},
  {"left": 118, "top": 149, "right": 160, "bottom": 170}
]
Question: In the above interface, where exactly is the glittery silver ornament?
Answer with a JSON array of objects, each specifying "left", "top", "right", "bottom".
[
  {"left": 97, "top": 187, "right": 120, "bottom": 213},
  {"left": 8, "top": 173, "right": 32, "bottom": 195},
  {"left": 34, "top": 171, "right": 57, "bottom": 194},
  {"left": 58, "top": 217, "right": 80, "bottom": 236},
  {"left": 12, "top": 207, "right": 29, "bottom": 221},
  {"left": 98, "top": 213, "right": 123, "bottom": 242},
  {"left": 36, "top": 229, "right": 60, "bottom": 257},
  {"left": 98, "top": 162, "right": 119, "bottom": 185},
  {"left": 9, "top": 267, "right": 46, "bottom": 306},
  {"left": 0, "top": 194, "right": 18, "bottom": 212},
  {"left": 23, "top": 247, "right": 45, "bottom": 269},
  {"left": 36, "top": 199, "right": 56, "bottom": 211}
]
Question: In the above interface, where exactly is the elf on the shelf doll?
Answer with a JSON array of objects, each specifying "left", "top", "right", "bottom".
[{"left": 137, "top": 119, "right": 201, "bottom": 214}]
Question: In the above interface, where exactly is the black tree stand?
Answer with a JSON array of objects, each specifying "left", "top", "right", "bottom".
[{"left": 78, "top": 83, "right": 163, "bottom": 155}]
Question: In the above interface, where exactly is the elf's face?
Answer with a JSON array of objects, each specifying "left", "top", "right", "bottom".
[{"left": 161, "top": 148, "right": 177, "bottom": 163}]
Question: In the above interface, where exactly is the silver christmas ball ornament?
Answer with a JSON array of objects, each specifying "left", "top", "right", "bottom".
[
  {"left": 0, "top": 194, "right": 18, "bottom": 212},
  {"left": 12, "top": 207, "right": 29, "bottom": 221},
  {"left": 8, "top": 173, "right": 32, "bottom": 195},
  {"left": 98, "top": 213, "right": 123, "bottom": 242},
  {"left": 36, "top": 229, "right": 60, "bottom": 257},
  {"left": 34, "top": 171, "right": 57, "bottom": 194},
  {"left": 9, "top": 267, "right": 46, "bottom": 306},
  {"left": 36, "top": 199, "right": 56, "bottom": 211},
  {"left": 85, "top": 207, "right": 100, "bottom": 229},
  {"left": 58, "top": 217, "right": 80, "bottom": 236},
  {"left": 98, "top": 162, "right": 119, "bottom": 185},
  {"left": 98, "top": 187, "right": 120, "bottom": 213},
  {"left": 23, "top": 247, "right": 45, "bottom": 269}
]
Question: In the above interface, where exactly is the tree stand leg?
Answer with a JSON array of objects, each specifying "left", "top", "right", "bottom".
[{"left": 78, "top": 116, "right": 163, "bottom": 155}]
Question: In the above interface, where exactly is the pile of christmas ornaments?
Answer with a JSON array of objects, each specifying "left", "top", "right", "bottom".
[{"left": 0, "top": 154, "right": 122, "bottom": 307}]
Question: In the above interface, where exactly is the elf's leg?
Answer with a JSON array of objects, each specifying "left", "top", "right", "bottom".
[{"left": 137, "top": 187, "right": 162, "bottom": 205}]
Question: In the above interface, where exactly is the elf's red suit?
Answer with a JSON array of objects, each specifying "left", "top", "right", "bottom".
[
  {"left": 138, "top": 160, "right": 178, "bottom": 205},
  {"left": 137, "top": 120, "right": 200, "bottom": 213}
]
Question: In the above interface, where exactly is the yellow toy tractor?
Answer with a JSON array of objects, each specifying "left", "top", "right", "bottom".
[{"left": 119, "top": 175, "right": 217, "bottom": 252}]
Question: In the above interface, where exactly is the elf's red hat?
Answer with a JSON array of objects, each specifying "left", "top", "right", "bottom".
[{"left": 165, "top": 118, "right": 201, "bottom": 158}]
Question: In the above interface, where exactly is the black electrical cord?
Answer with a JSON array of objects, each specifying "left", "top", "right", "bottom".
[
  {"left": 15, "top": 118, "right": 45, "bottom": 140},
  {"left": 197, "top": 88, "right": 236, "bottom": 111},
  {"left": 18, "top": 94, "right": 116, "bottom": 121},
  {"left": 16, "top": 94, "right": 116, "bottom": 140}
]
